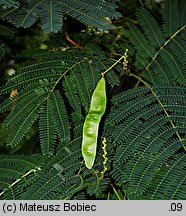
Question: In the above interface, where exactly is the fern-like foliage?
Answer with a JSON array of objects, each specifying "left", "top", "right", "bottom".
[
  {"left": 0, "top": 0, "right": 121, "bottom": 33},
  {"left": 0, "top": 0, "right": 19, "bottom": 8},
  {"left": 0, "top": 155, "right": 43, "bottom": 199},
  {"left": 125, "top": 0, "right": 186, "bottom": 86},
  {"left": 0, "top": 0, "right": 185, "bottom": 200},
  {"left": 0, "top": 50, "right": 119, "bottom": 153},
  {"left": 1, "top": 83, "right": 185, "bottom": 199},
  {"left": 107, "top": 85, "right": 186, "bottom": 199}
]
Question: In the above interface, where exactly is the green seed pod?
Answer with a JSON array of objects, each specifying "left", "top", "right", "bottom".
[{"left": 82, "top": 77, "right": 107, "bottom": 169}]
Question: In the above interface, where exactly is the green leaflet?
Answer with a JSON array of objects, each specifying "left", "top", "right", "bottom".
[
  {"left": 0, "top": 0, "right": 121, "bottom": 33},
  {"left": 82, "top": 77, "right": 107, "bottom": 169}
]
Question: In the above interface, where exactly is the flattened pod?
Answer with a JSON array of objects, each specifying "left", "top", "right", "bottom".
[{"left": 82, "top": 77, "right": 107, "bottom": 169}]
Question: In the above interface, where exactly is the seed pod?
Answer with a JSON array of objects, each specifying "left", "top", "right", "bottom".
[{"left": 82, "top": 77, "right": 107, "bottom": 169}]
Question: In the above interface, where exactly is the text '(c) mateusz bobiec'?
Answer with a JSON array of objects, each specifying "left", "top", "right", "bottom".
[{"left": 2, "top": 202, "right": 96, "bottom": 213}]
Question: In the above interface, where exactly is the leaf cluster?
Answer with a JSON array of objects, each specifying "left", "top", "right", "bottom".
[{"left": 0, "top": 0, "right": 185, "bottom": 200}]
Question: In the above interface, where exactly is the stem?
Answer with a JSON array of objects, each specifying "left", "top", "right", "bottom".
[
  {"left": 134, "top": 79, "right": 141, "bottom": 88},
  {"left": 0, "top": 167, "right": 41, "bottom": 197},
  {"left": 107, "top": 191, "right": 111, "bottom": 200},
  {"left": 50, "top": 59, "right": 85, "bottom": 93},
  {"left": 101, "top": 55, "right": 124, "bottom": 77},
  {"left": 111, "top": 183, "right": 122, "bottom": 200}
]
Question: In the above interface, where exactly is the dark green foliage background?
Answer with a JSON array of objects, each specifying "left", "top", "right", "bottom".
[{"left": 0, "top": 0, "right": 185, "bottom": 200}]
